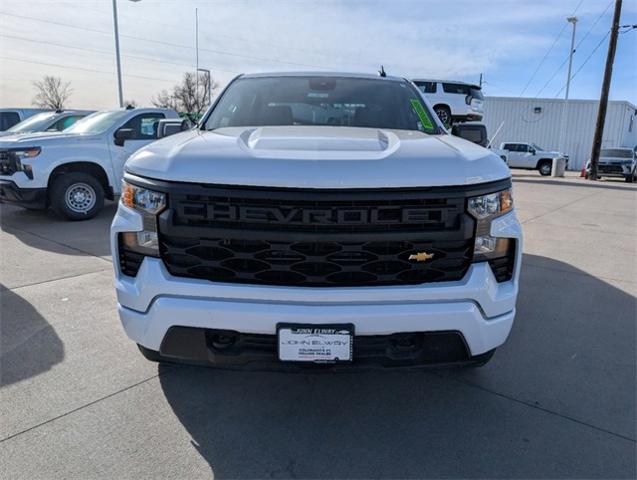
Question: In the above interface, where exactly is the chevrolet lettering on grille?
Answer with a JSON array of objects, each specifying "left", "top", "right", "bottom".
[{"left": 177, "top": 203, "right": 448, "bottom": 226}]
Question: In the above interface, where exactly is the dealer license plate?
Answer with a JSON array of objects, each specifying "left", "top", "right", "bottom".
[{"left": 277, "top": 323, "right": 354, "bottom": 363}]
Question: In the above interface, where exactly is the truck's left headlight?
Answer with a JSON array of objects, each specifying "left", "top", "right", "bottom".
[
  {"left": 468, "top": 188, "right": 514, "bottom": 262},
  {"left": 119, "top": 181, "right": 166, "bottom": 257},
  {"left": 11, "top": 147, "right": 41, "bottom": 159}
]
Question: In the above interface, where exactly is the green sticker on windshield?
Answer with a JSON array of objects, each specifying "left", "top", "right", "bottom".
[{"left": 410, "top": 99, "right": 434, "bottom": 130}]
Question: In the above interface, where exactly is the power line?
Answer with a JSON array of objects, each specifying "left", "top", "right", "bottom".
[
  {"left": 518, "top": 0, "right": 585, "bottom": 96},
  {"left": 58, "top": 0, "right": 372, "bottom": 69},
  {"left": 554, "top": 30, "right": 610, "bottom": 97},
  {"left": 0, "top": 56, "right": 178, "bottom": 84},
  {"left": 0, "top": 10, "right": 364, "bottom": 72},
  {"left": 533, "top": 0, "right": 614, "bottom": 98},
  {"left": 0, "top": 33, "right": 241, "bottom": 74}
]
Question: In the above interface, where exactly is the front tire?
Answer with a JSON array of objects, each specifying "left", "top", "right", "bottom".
[
  {"left": 626, "top": 171, "right": 636, "bottom": 183},
  {"left": 50, "top": 172, "right": 104, "bottom": 221},
  {"left": 538, "top": 160, "right": 552, "bottom": 176}
]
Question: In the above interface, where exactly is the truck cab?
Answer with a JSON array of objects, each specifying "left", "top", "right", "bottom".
[
  {"left": 0, "top": 110, "right": 94, "bottom": 138},
  {"left": 0, "top": 107, "right": 179, "bottom": 219}
]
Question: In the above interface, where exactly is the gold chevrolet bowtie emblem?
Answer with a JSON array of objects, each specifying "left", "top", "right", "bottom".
[{"left": 408, "top": 251, "right": 435, "bottom": 262}]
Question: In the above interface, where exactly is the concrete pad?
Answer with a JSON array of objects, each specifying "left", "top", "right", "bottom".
[
  {"left": 521, "top": 221, "right": 637, "bottom": 283},
  {"left": 0, "top": 366, "right": 634, "bottom": 479},
  {"left": 456, "top": 255, "right": 636, "bottom": 440},
  {"left": 0, "top": 228, "right": 110, "bottom": 290},
  {"left": 0, "top": 270, "right": 156, "bottom": 439},
  {"left": 0, "top": 203, "right": 117, "bottom": 261}
]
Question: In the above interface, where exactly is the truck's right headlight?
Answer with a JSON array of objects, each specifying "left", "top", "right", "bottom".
[
  {"left": 119, "top": 181, "right": 166, "bottom": 257},
  {"left": 468, "top": 188, "right": 514, "bottom": 261}
]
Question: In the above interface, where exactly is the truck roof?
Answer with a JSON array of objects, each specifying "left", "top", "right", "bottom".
[
  {"left": 412, "top": 78, "right": 481, "bottom": 89},
  {"left": 240, "top": 71, "right": 406, "bottom": 82}
]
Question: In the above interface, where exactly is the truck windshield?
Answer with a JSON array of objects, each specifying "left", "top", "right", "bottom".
[
  {"left": 600, "top": 148, "right": 632, "bottom": 158},
  {"left": 66, "top": 110, "right": 129, "bottom": 135},
  {"left": 204, "top": 76, "right": 438, "bottom": 133},
  {"left": 6, "top": 112, "right": 57, "bottom": 133}
]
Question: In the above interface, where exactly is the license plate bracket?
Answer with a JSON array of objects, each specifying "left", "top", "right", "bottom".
[{"left": 277, "top": 323, "right": 354, "bottom": 363}]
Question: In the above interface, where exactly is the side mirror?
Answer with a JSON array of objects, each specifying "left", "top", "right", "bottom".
[
  {"left": 451, "top": 123, "right": 488, "bottom": 148},
  {"left": 114, "top": 128, "right": 134, "bottom": 146},
  {"left": 156, "top": 119, "right": 190, "bottom": 139},
  {"left": 529, "top": 148, "right": 536, "bottom": 155}
]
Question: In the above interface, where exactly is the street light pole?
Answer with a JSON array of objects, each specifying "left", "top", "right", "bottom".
[
  {"left": 112, "top": 0, "right": 124, "bottom": 108},
  {"left": 195, "top": 8, "right": 199, "bottom": 113},
  {"left": 556, "top": 16, "right": 577, "bottom": 175},
  {"left": 112, "top": 0, "right": 141, "bottom": 108}
]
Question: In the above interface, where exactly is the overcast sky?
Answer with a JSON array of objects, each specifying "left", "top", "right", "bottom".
[{"left": 0, "top": 0, "right": 635, "bottom": 110}]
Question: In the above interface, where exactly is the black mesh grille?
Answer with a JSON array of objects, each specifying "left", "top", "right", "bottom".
[
  {"left": 488, "top": 240, "right": 516, "bottom": 282},
  {"left": 155, "top": 184, "right": 478, "bottom": 287},
  {"left": 598, "top": 164, "right": 623, "bottom": 174},
  {"left": 118, "top": 235, "right": 144, "bottom": 277},
  {"left": 160, "top": 235, "right": 473, "bottom": 287},
  {"left": 0, "top": 151, "right": 18, "bottom": 176}
]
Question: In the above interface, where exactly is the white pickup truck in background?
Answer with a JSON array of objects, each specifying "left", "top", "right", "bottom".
[
  {"left": 0, "top": 108, "right": 48, "bottom": 131},
  {"left": 0, "top": 110, "right": 94, "bottom": 137},
  {"left": 0, "top": 107, "right": 180, "bottom": 220},
  {"left": 499, "top": 142, "right": 568, "bottom": 176}
]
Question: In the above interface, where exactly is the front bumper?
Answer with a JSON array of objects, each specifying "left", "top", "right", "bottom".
[
  {"left": 112, "top": 204, "right": 522, "bottom": 363},
  {"left": 0, "top": 179, "right": 47, "bottom": 209}
]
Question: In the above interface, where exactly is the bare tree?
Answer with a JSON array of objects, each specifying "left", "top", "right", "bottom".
[
  {"left": 151, "top": 89, "right": 179, "bottom": 110},
  {"left": 151, "top": 72, "right": 218, "bottom": 118},
  {"left": 32, "top": 76, "right": 72, "bottom": 109}
]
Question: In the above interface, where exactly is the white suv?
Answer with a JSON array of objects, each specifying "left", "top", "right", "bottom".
[
  {"left": 412, "top": 79, "right": 484, "bottom": 125},
  {"left": 0, "top": 107, "right": 179, "bottom": 219},
  {"left": 110, "top": 72, "right": 522, "bottom": 369}
]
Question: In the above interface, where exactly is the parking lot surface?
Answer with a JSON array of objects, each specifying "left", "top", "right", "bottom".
[{"left": 1, "top": 172, "right": 635, "bottom": 479}]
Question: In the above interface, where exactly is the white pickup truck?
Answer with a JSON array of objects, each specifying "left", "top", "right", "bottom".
[
  {"left": 500, "top": 142, "right": 568, "bottom": 176},
  {"left": 0, "top": 107, "right": 179, "bottom": 219},
  {"left": 111, "top": 72, "right": 522, "bottom": 369}
]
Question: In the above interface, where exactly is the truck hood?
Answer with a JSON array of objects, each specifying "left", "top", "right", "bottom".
[
  {"left": 0, "top": 131, "right": 95, "bottom": 148},
  {"left": 126, "top": 126, "right": 511, "bottom": 189}
]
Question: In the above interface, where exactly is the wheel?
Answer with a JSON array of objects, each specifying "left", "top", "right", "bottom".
[
  {"left": 50, "top": 172, "right": 105, "bottom": 220},
  {"left": 626, "top": 171, "right": 635, "bottom": 183},
  {"left": 434, "top": 106, "right": 452, "bottom": 127},
  {"left": 538, "top": 160, "right": 552, "bottom": 176},
  {"left": 466, "top": 349, "right": 495, "bottom": 368}
]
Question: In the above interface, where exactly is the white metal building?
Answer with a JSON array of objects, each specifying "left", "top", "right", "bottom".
[{"left": 483, "top": 97, "right": 637, "bottom": 170}]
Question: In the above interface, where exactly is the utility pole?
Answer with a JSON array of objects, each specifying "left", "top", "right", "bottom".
[
  {"left": 195, "top": 8, "right": 199, "bottom": 115},
  {"left": 557, "top": 16, "right": 577, "bottom": 172},
  {"left": 479, "top": 73, "right": 483, "bottom": 88},
  {"left": 589, "top": 0, "right": 623, "bottom": 181}
]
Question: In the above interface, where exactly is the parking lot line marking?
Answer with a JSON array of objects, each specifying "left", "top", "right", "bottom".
[
  {"left": 0, "top": 365, "right": 177, "bottom": 444},
  {"left": 443, "top": 374, "right": 637, "bottom": 443},
  {"left": 3, "top": 268, "right": 112, "bottom": 292}
]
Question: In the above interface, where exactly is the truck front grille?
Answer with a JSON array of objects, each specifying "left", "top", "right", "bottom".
[
  {"left": 160, "top": 235, "right": 473, "bottom": 287},
  {"left": 598, "top": 164, "right": 623, "bottom": 174},
  {"left": 0, "top": 151, "right": 19, "bottom": 176},
  {"left": 154, "top": 183, "right": 481, "bottom": 287}
]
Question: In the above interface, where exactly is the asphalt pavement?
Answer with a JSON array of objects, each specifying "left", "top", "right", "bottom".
[{"left": 0, "top": 171, "right": 635, "bottom": 479}]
